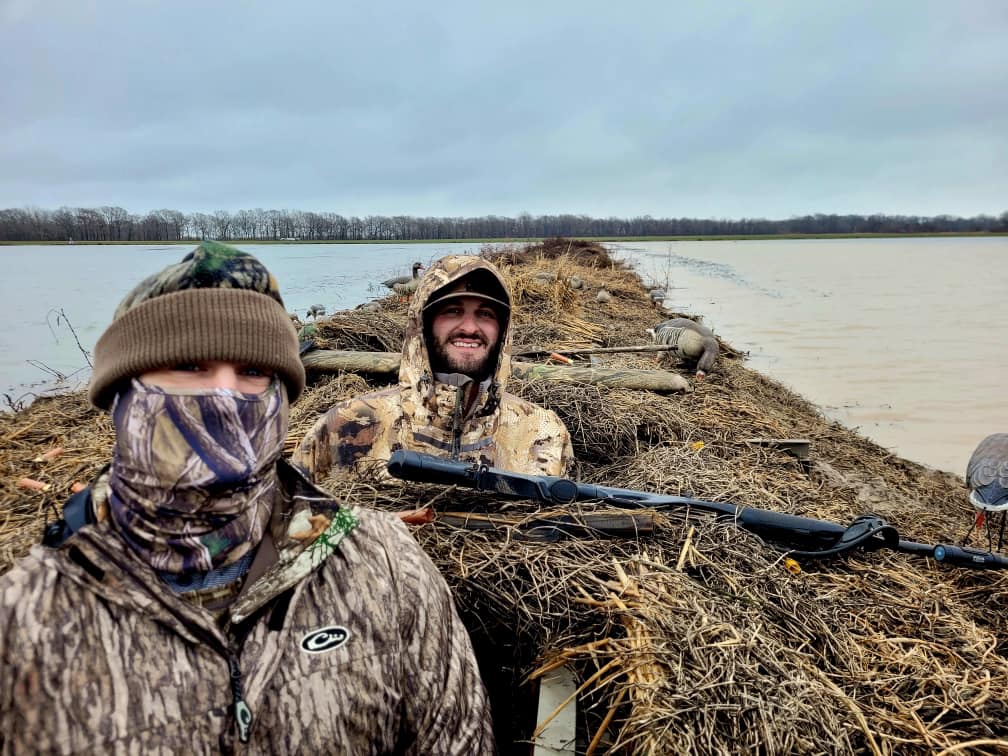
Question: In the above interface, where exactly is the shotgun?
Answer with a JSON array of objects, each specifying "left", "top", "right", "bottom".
[{"left": 386, "top": 450, "right": 1008, "bottom": 569}]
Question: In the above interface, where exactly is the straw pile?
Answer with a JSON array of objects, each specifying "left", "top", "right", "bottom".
[{"left": 2, "top": 238, "right": 1007, "bottom": 755}]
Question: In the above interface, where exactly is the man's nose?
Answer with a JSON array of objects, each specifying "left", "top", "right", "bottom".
[
  {"left": 210, "top": 365, "right": 242, "bottom": 390},
  {"left": 462, "top": 309, "right": 487, "bottom": 330}
]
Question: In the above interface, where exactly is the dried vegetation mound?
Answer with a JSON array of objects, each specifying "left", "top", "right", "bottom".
[{"left": 3, "top": 240, "right": 1007, "bottom": 754}]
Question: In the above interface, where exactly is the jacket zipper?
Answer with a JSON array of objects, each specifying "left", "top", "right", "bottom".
[
  {"left": 187, "top": 625, "right": 254, "bottom": 746},
  {"left": 228, "top": 650, "right": 253, "bottom": 743},
  {"left": 450, "top": 385, "right": 465, "bottom": 458}
]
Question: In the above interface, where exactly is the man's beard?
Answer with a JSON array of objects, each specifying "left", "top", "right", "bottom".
[{"left": 431, "top": 331, "right": 497, "bottom": 379}]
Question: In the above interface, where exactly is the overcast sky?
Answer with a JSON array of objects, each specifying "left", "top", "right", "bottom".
[{"left": 1, "top": 0, "right": 1005, "bottom": 219}]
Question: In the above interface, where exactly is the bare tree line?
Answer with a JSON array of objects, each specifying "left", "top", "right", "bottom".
[{"left": 1, "top": 206, "right": 1005, "bottom": 242}]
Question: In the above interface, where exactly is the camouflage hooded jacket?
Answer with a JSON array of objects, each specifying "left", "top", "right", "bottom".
[
  {"left": 293, "top": 255, "right": 574, "bottom": 482},
  {"left": 0, "top": 461, "right": 494, "bottom": 755}
]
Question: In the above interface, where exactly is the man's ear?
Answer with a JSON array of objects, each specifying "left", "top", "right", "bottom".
[{"left": 495, "top": 306, "right": 509, "bottom": 336}]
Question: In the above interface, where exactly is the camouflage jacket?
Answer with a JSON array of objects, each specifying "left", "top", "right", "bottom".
[
  {"left": 293, "top": 255, "right": 574, "bottom": 482},
  {"left": 0, "top": 461, "right": 493, "bottom": 755}
]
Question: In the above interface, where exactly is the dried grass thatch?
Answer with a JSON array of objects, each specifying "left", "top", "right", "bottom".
[{"left": 2, "top": 239, "right": 1007, "bottom": 754}]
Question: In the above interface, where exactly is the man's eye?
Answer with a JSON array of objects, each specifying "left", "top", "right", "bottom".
[
  {"left": 477, "top": 309, "right": 498, "bottom": 320},
  {"left": 241, "top": 366, "right": 273, "bottom": 378},
  {"left": 172, "top": 363, "right": 203, "bottom": 373}
]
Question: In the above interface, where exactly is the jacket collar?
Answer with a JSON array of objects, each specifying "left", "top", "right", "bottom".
[{"left": 39, "top": 459, "right": 358, "bottom": 640}]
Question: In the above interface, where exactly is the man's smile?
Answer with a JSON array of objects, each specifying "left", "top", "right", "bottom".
[{"left": 450, "top": 336, "right": 486, "bottom": 349}]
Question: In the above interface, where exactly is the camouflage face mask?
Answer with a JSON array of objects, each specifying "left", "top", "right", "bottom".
[{"left": 107, "top": 378, "right": 288, "bottom": 574}]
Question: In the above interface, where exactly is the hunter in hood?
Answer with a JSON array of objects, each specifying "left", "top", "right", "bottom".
[
  {"left": 0, "top": 243, "right": 493, "bottom": 754},
  {"left": 293, "top": 254, "right": 574, "bottom": 481}
]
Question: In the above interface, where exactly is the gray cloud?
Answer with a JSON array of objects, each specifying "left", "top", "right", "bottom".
[{"left": 1, "top": 0, "right": 1005, "bottom": 218}]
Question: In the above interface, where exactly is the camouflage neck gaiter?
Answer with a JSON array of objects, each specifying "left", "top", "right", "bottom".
[{"left": 107, "top": 378, "right": 288, "bottom": 574}]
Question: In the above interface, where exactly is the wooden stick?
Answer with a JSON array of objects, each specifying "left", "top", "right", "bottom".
[
  {"left": 301, "top": 349, "right": 692, "bottom": 393},
  {"left": 513, "top": 362, "right": 690, "bottom": 392},
  {"left": 301, "top": 349, "right": 401, "bottom": 374},
  {"left": 513, "top": 343, "right": 678, "bottom": 357}
]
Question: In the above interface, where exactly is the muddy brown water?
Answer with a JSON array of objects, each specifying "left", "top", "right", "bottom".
[{"left": 614, "top": 236, "right": 1008, "bottom": 475}]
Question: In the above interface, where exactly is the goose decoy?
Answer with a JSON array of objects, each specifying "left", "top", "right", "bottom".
[
  {"left": 647, "top": 317, "right": 719, "bottom": 379},
  {"left": 392, "top": 277, "right": 424, "bottom": 299},
  {"left": 966, "top": 434, "right": 1008, "bottom": 512},
  {"left": 306, "top": 304, "right": 326, "bottom": 320},
  {"left": 383, "top": 262, "right": 426, "bottom": 301},
  {"left": 649, "top": 288, "right": 666, "bottom": 304},
  {"left": 963, "top": 433, "right": 1008, "bottom": 549},
  {"left": 382, "top": 262, "right": 425, "bottom": 290}
]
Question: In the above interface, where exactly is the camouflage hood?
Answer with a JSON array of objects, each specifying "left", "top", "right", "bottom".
[
  {"left": 290, "top": 253, "right": 574, "bottom": 480},
  {"left": 400, "top": 254, "right": 513, "bottom": 407}
]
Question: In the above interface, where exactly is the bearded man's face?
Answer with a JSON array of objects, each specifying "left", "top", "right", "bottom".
[{"left": 428, "top": 296, "right": 501, "bottom": 378}]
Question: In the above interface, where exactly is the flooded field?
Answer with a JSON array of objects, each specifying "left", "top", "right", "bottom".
[
  {"left": 613, "top": 236, "right": 1008, "bottom": 474},
  {"left": 3, "top": 236, "right": 1006, "bottom": 474}
]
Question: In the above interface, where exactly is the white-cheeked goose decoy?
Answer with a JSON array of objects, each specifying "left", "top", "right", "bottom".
[
  {"left": 383, "top": 261, "right": 426, "bottom": 299},
  {"left": 382, "top": 262, "right": 425, "bottom": 290}
]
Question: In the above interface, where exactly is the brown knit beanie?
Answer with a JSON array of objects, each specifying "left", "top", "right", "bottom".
[{"left": 89, "top": 241, "right": 305, "bottom": 409}]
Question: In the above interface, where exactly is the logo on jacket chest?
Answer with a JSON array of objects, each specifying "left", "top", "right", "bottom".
[{"left": 301, "top": 626, "right": 351, "bottom": 653}]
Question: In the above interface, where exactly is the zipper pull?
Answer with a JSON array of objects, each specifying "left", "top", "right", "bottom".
[
  {"left": 234, "top": 699, "right": 253, "bottom": 744},
  {"left": 228, "top": 653, "right": 253, "bottom": 743}
]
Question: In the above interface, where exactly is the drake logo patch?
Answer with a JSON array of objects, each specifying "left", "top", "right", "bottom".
[{"left": 301, "top": 626, "right": 350, "bottom": 654}]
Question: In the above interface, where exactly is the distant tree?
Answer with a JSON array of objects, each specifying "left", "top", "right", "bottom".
[
  {"left": 1, "top": 205, "right": 1005, "bottom": 242},
  {"left": 211, "top": 210, "right": 233, "bottom": 240},
  {"left": 190, "top": 212, "right": 213, "bottom": 240}
]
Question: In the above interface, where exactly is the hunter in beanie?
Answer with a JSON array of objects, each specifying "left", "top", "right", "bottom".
[
  {"left": 88, "top": 241, "right": 306, "bottom": 579},
  {"left": 89, "top": 240, "right": 304, "bottom": 409},
  {"left": 0, "top": 241, "right": 495, "bottom": 753}
]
